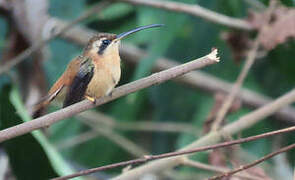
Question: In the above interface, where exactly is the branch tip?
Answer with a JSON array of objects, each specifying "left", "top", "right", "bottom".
[{"left": 207, "top": 48, "right": 220, "bottom": 62}]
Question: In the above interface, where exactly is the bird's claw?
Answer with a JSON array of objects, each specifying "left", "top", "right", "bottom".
[{"left": 85, "top": 95, "right": 96, "bottom": 104}]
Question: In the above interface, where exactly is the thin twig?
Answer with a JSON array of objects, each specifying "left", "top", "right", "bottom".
[
  {"left": 58, "top": 110, "right": 197, "bottom": 152},
  {"left": 56, "top": 130, "right": 98, "bottom": 150},
  {"left": 115, "top": 0, "right": 253, "bottom": 30},
  {"left": 81, "top": 119, "right": 149, "bottom": 157},
  {"left": 211, "top": 40, "right": 260, "bottom": 131},
  {"left": 0, "top": 1, "right": 110, "bottom": 76},
  {"left": 211, "top": 2, "right": 277, "bottom": 131},
  {"left": 115, "top": 121, "right": 198, "bottom": 135},
  {"left": 79, "top": 111, "right": 199, "bottom": 135},
  {"left": 51, "top": 18, "right": 295, "bottom": 123},
  {"left": 57, "top": 110, "right": 150, "bottom": 156},
  {"left": 209, "top": 143, "right": 295, "bottom": 180},
  {"left": 0, "top": 49, "right": 219, "bottom": 143},
  {"left": 112, "top": 88, "right": 295, "bottom": 180},
  {"left": 181, "top": 158, "right": 263, "bottom": 180},
  {"left": 126, "top": 47, "right": 295, "bottom": 124},
  {"left": 51, "top": 126, "right": 295, "bottom": 180}
]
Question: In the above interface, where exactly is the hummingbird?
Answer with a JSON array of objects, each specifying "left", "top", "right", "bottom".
[{"left": 33, "top": 24, "right": 163, "bottom": 116}]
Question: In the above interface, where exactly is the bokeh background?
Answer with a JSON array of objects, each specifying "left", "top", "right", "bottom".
[{"left": 0, "top": 0, "right": 294, "bottom": 179}]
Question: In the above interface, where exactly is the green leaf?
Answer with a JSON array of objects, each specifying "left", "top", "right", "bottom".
[
  {"left": 49, "top": 0, "right": 87, "bottom": 19},
  {"left": 151, "top": 83, "right": 204, "bottom": 152},
  {"left": 7, "top": 86, "right": 83, "bottom": 180},
  {"left": 176, "top": 93, "right": 213, "bottom": 150},
  {"left": 254, "top": 42, "right": 295, "bottom": 97},
  {"left": 1, "top": 85, "right": 57, "bottom": 180},
  {"left": 100, "top": 3, "right": 134, "bottom": 20}
]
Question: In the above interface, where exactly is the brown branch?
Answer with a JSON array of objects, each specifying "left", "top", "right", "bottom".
[
  {"left": 211, "top": 39, "right": 260, "bottom": 131},
  {"left": 56, "top": 130, "right": 98, "bottom": 150},
  {"left": 115, "top": 121, "right": 198, "bottom": 135},
  {"left": 79, "top": 111, "right": 199, "bottom": 135},
  {"left": 115, "top": 0, "right": 253, "bottom": 30},
  {"left": 112, "top": 88, "right": 295, "bottom": 180},
  {"left": 0, "top": 49, "right": 219, "bottom": 143},
  {"left": 81, "top": 119, "right": 149, "bottom": 157},
  {"left": 51, "top": 126, "right": 295, "bottom": 180},
  {"left": 58, "top": 110, "right": 198, "bottom": 151},
  {"left": 0, "top": 1, "right": 110, "bottom": 76},
  {"left": 120, "top": 45, "right": 295, "bottom": 124},
  {"left": 209, "top": 143, "right": 295, "bottom": 180},
  {"left": 51, "top": 18, "right": 295, "bottom": 124},
  {"left": 211, "top": 2, "right": 277, "bottom": 131},
  {"left": 181, "top": 158, "right": 263, "bottom": 180},
  {"left": 57, "top": 112, "right": 150, "bottom": 155}
]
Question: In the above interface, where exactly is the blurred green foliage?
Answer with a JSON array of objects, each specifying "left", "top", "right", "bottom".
[
  {"left": 0, "top": 86, "right": 83, "bottom": 179},
  {"left": 0, "top": 86, "right": 58, "bottom": 180},
  {"left": 0, "top": 0, "right": 294, "bottom": 179}
]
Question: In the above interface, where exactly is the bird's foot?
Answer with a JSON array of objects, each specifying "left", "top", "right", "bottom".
[
  {"left": 85, "top": 95, "right": 96, "bottom": 104},
  {"left": 109, "top": 91, "right": 113, "bottom": 98}
]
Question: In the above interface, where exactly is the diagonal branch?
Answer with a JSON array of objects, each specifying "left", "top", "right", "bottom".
[
  {"left": 51, "top": 18, "right": 295, "bottom": 123},
  {"left": 115, "top": 0, "right": 253, "bottom": 30},
  {"left": 79, "top": 111, "right": 199, "bottom": 135},
  {"left": 211, "top": 2, "right": 277, "bottom": 131},
  {"left": 0, "top": 49, "right": 219, "bottom": 143},
  {"left": 56, "top": 130, "right": 98, "bottom": 150},
  {"left": 112, "top": 88, "right": 295, "bottom": 180},
  {"left": 81, "top": 119, "right": 149, "bottom": 157},
  {"left": 181, "top": 158, "right": 263, "bottom": 180},
  {"left": 209, "top": 143, "right": 295, "bottom": 180},
  {"left": 211, "top": 39, "right": 260, "bottom": 131},
  {"left": 0, "top": 1, "right": 110, "bottom": 76},
  {"left": 51, "top": 125, "right": 295, "bottom": 180}
]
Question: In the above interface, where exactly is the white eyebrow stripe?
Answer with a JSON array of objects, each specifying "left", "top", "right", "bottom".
[
  {"left": 94, "top": 40, "right": 101, "bottom": 48},
  {"left": 94, "top": 37, "right": 109, "bottom": 48}
]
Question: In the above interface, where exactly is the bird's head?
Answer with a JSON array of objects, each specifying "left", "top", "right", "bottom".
[{"left": 83, "top": 24, "right": 164, "bottom": 58}]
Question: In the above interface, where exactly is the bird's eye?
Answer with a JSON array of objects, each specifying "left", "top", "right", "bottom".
[
  {"left": 102, "top": 39, "right": 111, "bottom": 46},
  {"left": 97, "top": 39, "right": 112, "bottom": 54}
]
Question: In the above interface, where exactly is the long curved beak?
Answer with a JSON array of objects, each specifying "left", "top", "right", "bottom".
[{"left": 115, "top": 24, "right": 164, "bottom": 41}]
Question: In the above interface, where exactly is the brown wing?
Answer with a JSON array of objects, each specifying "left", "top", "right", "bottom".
[
  {"left": 32, "top": 56, "right": 82, "bottom": 117},
  {"left": 63, "top": 57, "right": 94, "bottom": 107}
]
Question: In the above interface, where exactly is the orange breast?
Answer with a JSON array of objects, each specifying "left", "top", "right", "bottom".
[{"left": 86, "top": 52, "right": 121, "bottom": 98}]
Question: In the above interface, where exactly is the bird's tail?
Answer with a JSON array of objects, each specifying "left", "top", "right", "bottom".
[
  {"left": 30, "top": 84, "right": 65, "bottom": 118},
  {"left": 29, "top": 95, "right": 52, "bottom": 118}
]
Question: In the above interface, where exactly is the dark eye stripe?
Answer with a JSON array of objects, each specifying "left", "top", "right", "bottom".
[
  {"left": 98, "top": 39, "right": 111, "bottom": 54},
  {"left": 103, "top": 39, "right": 111, "bottom": 45}
]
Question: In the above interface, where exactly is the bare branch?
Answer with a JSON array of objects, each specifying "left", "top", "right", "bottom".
[
  {"left": 79, "top": 111, "right": 199, "bottom": 135},
  {"left": 81, "top": 119, "right": 149, "bottom": 157},
  {"left": 51, "top": 126, "right": 295, "bottom": 180},
  {"left": 181, "top": 158, "right": 264, "bottom": 180},
  {"left": 0, "top": 1, "right": 110, "bottom": 76},
  {"left": 209, "top": 143, "right": 295, "bottom": 180},
  {"left": 211, "top": 39, "right": 260, "bottom": 131},
  {"left": 52, "top": 18, "right": 295, "bottom": 123},
  {"left": 57, "top": 110, "right": 198, "bottom": 150},
  {"left": 56, "top": 130, "right": 98, "bottom": 150},
  {"left": 112, "top": 88, "right": 295, "bottom": 180},
  {"left": 0, "top": 49, "right": 219, "bottom": 143},
  {"left": 58, "top": 111, "right": 150, "bottom": 155},
  {"left": 115, "top": 0, "right": 253, "bottom": 30},
  {"left": 211, "top": 3, "right": 277, "bottom": 131}
]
